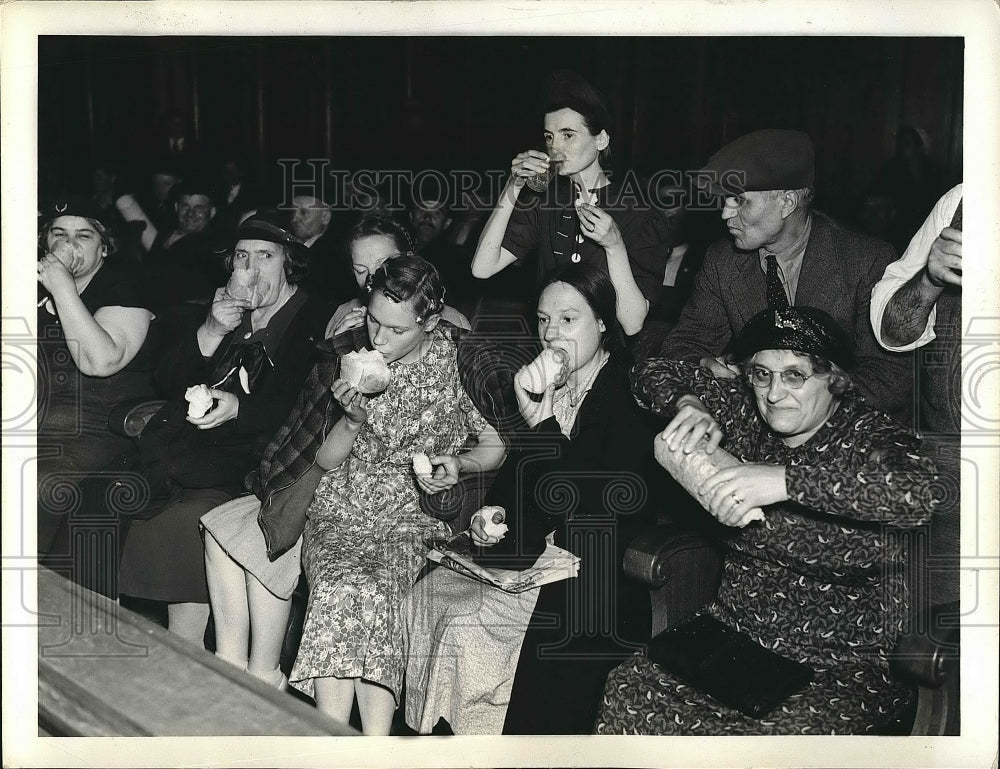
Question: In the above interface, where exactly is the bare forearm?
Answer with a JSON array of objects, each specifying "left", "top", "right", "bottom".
[
  {"left": 52, "top": 294, "right": 128, "bottom": 375},
  {"left": 882, "top": 270, "right": 943, "bottom": 347},
  {"left": 455, "top": 428, "right": 507, "bottom": 474},
  {"left": 471, "top": 179, "right": 520, "bottom": 279},
  {"left": 315, "top": 416, "right": 363, "bottom": 470},
  {"left": 605, "top": 243, "right": 649, "bottom": 335}
]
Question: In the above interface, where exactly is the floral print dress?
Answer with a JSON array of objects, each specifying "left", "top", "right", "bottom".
[
  {"left": 290, "top": 330, "right": 489, "bottom": 701},
  {"left": 596, "top": 359, "right": 940, "bottom": 735}
]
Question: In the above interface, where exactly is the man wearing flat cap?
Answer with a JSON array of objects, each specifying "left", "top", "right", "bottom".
[{"left": 659, "top": 129, "right": 912, "bottom": 418}]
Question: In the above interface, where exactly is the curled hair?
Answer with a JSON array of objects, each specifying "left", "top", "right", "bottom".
[
  {"left": 539, "top": 262, "right": 625, "bottom": 353},
  {"left": 366, "top": 253, "right": 445, "bottom": 324},
  {"left": 348, "top": 214, "right": 414, "bottom": 258},
  {"left": 743, "top": 352, "right": 854, "bottom": 397},
  {"left": 39, "top": 217, "right": 118, "bottom": 257},
  {"left": 224, "top": 241, "right": 309, "bottom": 286}
]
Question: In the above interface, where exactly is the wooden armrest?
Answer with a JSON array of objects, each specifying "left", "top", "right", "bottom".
[
  {"left": 107, "top": 398, "right": 167, "bottom": 438},
  {"left": 623, "top": 525, "right": 721, "bottom": 587},
  {"left": 38, "top": 567, "right": 357, "bottom": 736},
  {"left": 891, "top": 601, "right": 960, "bottom": 689}
]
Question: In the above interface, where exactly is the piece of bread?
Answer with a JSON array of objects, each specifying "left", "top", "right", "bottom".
[
  {"left": 476, "top": 505, "right": 509, "bottom": 538},
  {"left": 225, "top": 268, "right": 264, "bottom": 309},
  {"left": 185, "top": 383, "right": 214, "bottom": 419},
  {"left": 657, "top": 440, "right": 765, "bottom": 527},
  {"left": 340, "top": 349, "right": 391, "bottom": 394},
  {"left": 516, "top": 347, "right": 571, "bottom": 394},
  {"left": 412, "top": 452, "right": 434, "bottom": 477}
]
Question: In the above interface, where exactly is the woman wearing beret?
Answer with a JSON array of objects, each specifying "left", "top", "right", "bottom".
[
  {"left": 471, "top": 70, "right": 665, "bottom": 337},
  {"left": 37, "top": 197, "right": 156, "bottom": 596},
  {"left": 597, "top": 307, "right": 941, "bottom": 734},
  {"left": 117, "top": 212, "right": 330, "bottom": 643}
]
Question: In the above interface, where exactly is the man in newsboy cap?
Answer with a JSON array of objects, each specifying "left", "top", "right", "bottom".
[{"left": 658, "top": 129, "right": 912, "bottom": 418}]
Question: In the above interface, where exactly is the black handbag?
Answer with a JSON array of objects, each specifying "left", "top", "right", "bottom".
[{"left": 647, "top": 613, "right": 815, "bottom": 719}]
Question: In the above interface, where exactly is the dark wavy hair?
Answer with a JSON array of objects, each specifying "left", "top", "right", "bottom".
[
  {"left": 366, "top": 252, "right": 445, "bottom": 324},
  {"left": 224, "top": 241, "right": 309, "bottom": 286},
  {"left": 348, "top": 214, "right": 414, "bottom": 257},
  {"left": 539, "top": 262, "right": 625, "bottom": 353}
]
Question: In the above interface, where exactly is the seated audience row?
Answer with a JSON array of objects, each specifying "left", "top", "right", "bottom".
[{"left": 35, "top": 67, "right": 960, "bottom": 736}]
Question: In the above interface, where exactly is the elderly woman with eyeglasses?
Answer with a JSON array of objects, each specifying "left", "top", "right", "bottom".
[{"left": 596, "top": 306, "right": 941, "bottom": 735}]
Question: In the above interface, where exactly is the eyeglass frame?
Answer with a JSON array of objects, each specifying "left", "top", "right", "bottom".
[{"left": 744, "top": 364, "right": 817, "bottom": 390}]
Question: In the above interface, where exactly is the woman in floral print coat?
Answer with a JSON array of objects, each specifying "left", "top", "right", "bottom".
[{"left": 597, "top": 306, "right": 940, "bottom": 735}]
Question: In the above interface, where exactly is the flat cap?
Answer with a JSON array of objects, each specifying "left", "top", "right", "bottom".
[
  {"left": 698, "top": 129, "right": 814, "bottom": 196},
  {"left": 732, "top": 306, "right": 855, "bottom": 371}
]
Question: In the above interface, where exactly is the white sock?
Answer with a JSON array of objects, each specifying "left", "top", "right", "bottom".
[{"left": 249, "top": 665, "right": 287, "bottom": 690}]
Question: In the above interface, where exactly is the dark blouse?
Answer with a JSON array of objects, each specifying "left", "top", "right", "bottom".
[
  {"left": 37, "top": 260, "right": 154, "bottom": 435},
  {"left": 501, "top": 176, "right": 667, "bottom": 304}
]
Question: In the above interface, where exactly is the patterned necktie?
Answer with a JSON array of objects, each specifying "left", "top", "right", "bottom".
[{"left": 765, "top": 253, "right": 789, "bottom": 309}]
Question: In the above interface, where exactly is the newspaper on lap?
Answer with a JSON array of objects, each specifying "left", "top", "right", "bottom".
[{"left": 425, "top": 531, "right": 580, "bottom": 593}]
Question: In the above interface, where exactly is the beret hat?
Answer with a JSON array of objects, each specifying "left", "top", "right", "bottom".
[{"left": 40, "top": 195, "right": 107, "bottom": 227}]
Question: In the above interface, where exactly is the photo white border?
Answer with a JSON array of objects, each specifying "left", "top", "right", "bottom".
[{"left": 3, "top": 1, "right": 998, "bottom": 767}]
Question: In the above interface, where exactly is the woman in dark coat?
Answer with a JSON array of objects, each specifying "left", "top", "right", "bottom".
[
  {"left": 117, "top": 212, "right": 330, "bottom": 643},
  {"left": 405, "top": 263, "right": 659, "bottom": 735}
]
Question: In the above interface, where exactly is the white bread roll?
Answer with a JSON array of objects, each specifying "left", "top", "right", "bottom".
[
  {"left": 185, "top": 384, "right": 214, "bottom": 419},
  {"left": 340, "top": 349, "right": 391, "bottom": 394},
  {"left": 412, "top": 452, "right": 434, "bottom": 477},
  {"left": 476, "top": 505, "right": 508, "bottom": 539},
  {"left": 516, "top": 347, "right": 571, "bottom": 394}
]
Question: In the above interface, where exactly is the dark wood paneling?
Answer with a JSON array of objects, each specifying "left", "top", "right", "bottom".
[{"left": 39, "top": 36, "right": 964, "bottom": 220}]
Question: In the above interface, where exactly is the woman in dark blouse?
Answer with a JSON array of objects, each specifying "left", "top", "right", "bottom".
[
  {"left": 37, "top": 196, "right": 155, "bottom": 597},
  {"left": 471, "top": 70, "right": 665, "bottom": 336}
]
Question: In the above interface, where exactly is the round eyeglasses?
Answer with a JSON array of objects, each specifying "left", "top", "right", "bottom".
[{"left": 746, "top": 366, "right": 815, "bottom": 389}]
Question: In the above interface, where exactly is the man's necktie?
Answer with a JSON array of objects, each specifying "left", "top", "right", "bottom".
[{"left": 766, "top": 253, "right": 789, "bottom": 309}]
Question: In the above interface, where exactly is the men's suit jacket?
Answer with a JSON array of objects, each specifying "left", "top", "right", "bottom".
[{"left": 659, "top": 211, "right": 912, "bottom": 416}]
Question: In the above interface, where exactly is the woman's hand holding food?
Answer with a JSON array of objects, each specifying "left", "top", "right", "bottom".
[
  {"left": 699, "top": 463, "right": 787, "bottom": 527},
  {"left": 187, "top": 389, "right": 240, "bottom": 429},
  {"left": 576, "top": 203, "right": 623, "bottom": 251},
  {"left": 414, "top": 454, "right": 462, "bottom": 495},
  {"left": 514, "top": 373, "right": 555, "bottom": 428},
  {"left": 469, "top": 506, "right": 507, "bottom": 547},
  {"left": 331, "top": 378, "right": 369, "bottom": 427},
  {"left": 37, "top": 254, "right": 78, "bottom": 299},
  {"left": 658, "top": 395, "right": 724, "bottom": 455}
]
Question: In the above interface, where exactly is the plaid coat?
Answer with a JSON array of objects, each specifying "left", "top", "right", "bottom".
[{"left": 253, "top": 321, "right": 526, "bottom": 560}]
